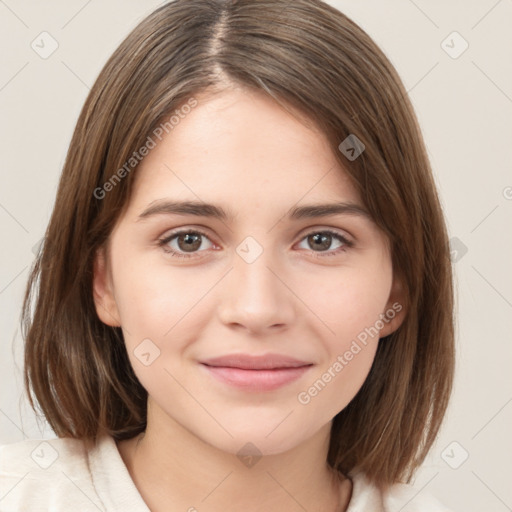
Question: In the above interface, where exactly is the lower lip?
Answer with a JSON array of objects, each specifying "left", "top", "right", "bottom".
[{"left": 200, "top": 364, "right": 312, "bottom": 392}]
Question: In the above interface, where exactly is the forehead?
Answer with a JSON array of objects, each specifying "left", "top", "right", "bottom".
[{"left": 127, "top": 88, "right": 361, "bottom": 218}]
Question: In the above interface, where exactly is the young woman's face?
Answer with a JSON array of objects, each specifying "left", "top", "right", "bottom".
[{"left": 94, "top": 87, "right": 404, "bottom": 456}]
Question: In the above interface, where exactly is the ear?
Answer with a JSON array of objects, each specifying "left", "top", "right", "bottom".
[
  {"left": 92, "top": 245, "right": 121, "bottom": 327},
  {"left": 379, "top": 273, "right": 407, "bottom": 338}
]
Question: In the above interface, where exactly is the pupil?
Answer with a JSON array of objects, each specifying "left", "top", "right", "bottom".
[
  {"left": 311, "top": 233, "right": 330, "bottom": 251},
  {"left": 180, "top": 233, "right": 201, "bottom": 252}
]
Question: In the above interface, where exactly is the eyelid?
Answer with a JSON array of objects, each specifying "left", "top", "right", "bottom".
[
  {"left": 158, "top": 227, "right": 215, "bottom": 257},
  {"left": 157, "top": 225, "right": 354, "bottom": 259},
  {"left": 297, "top": 224, "right": 354, "bottom": 243},
  {"left": 159, "top": 224, "right": 354, "bottom": 243}
]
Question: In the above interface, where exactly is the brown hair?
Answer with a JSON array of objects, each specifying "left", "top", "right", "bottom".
[{"left": 21, "top": 0, "right": 454, "bottom": 489}]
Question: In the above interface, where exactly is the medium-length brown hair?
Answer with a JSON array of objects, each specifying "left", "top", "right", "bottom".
[{"left": 21, "top": 0, "right": 454, "bottom": 489}]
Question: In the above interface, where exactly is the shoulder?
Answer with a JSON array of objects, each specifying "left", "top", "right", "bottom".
[
  {"left": 348, "top": 471, "right": 454, "bottom": 512},
  {"left": 0, "top": 436, "right": 89, "bottom": 473},
  {"left": 0, "top": 436, "right": 102, "bottom": 511}
]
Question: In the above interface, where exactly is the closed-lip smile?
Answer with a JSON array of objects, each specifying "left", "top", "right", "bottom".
[{"left": 199, "top": 353, "right": 313, "bottom": 391}]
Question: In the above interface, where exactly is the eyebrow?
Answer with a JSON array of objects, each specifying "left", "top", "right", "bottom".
[{"left": 136, "top": 199, "right": 371, "bottom": 222}]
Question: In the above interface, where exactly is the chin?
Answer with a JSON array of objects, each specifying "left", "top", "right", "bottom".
[
  {"left": 197, "top": 417, "right": 321, "bottom": 460},
  {"left": 211, "top": 433, "right": 303, "bottom": 459}
]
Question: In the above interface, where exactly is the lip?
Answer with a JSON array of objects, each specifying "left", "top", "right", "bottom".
[
  {"left": 201, "top": 353, "right": 311, "bottom": 370},
  {"left": 200, "top": 353, "right": 313, "bottom": 392}
]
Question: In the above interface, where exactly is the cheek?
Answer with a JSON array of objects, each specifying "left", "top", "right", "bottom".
[
  {"left": 296, "top": 276, "right": 385, "bottom": 417},
  {"left": 110, "top": 254, "right": 219, "bottom": 391},
  {"left": 302, "top": 263, "right": 392, "bottom": 341},
  {"left": 111, "top": 253, "right": 211, "bottom": 339},
  {"left": 292, "top": 263, "right": 390, "bottom": 415},
  {"left": 296, "top": 339, "right": 378, "bottom": 423}
]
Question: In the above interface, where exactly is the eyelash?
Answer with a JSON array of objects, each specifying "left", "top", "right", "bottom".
[{"left": 157, "top": 228, "right": 354, "bottom": 260}]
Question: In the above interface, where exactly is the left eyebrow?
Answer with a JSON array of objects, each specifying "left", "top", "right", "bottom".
[
  {"left": 136, "top": 199, "right": 372, "bottom": 222},
  {"left": 288, "top": 202, "right": 371, "bottom": 221}
]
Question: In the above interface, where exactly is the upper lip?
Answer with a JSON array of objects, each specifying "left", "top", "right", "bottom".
[{"left": 200, "top": 354, "right": 313, "bottom": 370}]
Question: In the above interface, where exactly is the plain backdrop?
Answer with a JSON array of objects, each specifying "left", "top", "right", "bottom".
[{"left": 1, "top": 1, "right": 511, "bottom": 511}]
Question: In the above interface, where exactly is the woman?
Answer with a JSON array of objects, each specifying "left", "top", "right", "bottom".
[{"left": 0, "top": 1, "right": 454, "bottom": 510}]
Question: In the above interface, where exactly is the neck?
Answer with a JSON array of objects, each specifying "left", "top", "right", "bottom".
[{"left": 117, "top": 403, "right": 352, "bottom": 511}]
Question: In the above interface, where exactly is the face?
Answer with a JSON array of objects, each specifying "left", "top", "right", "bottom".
[{"left": 93, "top": 86, "right": 405, "bottom": 456}]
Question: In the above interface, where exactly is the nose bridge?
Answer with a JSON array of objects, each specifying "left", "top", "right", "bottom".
[
  {"left": 235, "top": 242, "right": 280, "bottom": 298},
  {"left": 217, "top": 235, "right": 295, "bottom": 332}
]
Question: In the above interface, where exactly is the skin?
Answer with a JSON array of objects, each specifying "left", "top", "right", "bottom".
[{"left": 93, "top": 85, "right": 406, "bottom": 511}]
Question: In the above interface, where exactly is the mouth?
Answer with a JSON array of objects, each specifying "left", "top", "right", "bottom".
[{"left": 199, "top": 353, "right": 314, "bottom": 392}]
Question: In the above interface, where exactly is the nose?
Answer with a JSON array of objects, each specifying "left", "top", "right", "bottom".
[{"left": 217, "top": 246, "right": 296, "bottom": 335}]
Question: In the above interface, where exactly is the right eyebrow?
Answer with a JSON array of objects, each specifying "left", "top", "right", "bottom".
[{"left": 137, "top": 200, "right": 234, "bottom": 222}]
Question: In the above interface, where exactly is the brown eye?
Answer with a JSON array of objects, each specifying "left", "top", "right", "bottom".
[
  {"left": 297, "top": 230, "right": 353, "bottom": 257},
  {"left": 159, "top": 230, "right": 213, "bottom": 258},
  {"left": 176, "top": 232, "right": 203, "bottom": 252},
  {"left": 307, "top": 233, "right": 333, "bottom": 251}
]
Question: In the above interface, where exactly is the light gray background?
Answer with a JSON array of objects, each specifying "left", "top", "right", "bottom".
[{"left": 1, "top": 1, "right": 511, "bottom": 511}]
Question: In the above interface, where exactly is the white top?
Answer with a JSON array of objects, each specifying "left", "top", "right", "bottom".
[{"left": 0, "top": 435, "right": 453, "bottom": 511}]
